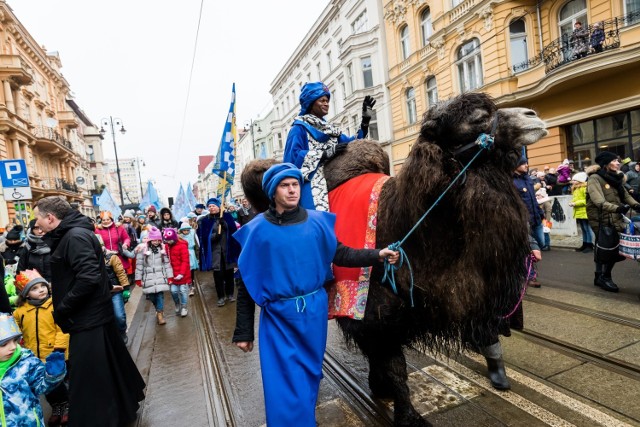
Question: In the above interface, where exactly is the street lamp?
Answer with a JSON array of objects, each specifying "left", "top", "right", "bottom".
[
  {"left": 243, "top": 119, "right": 262, "bottom": 158},
  {"left": 100, "top": 117, "right": 126, "bottom": 206},
  {"left": 131, "top": 157, "right": 145, "bottom": 203}
]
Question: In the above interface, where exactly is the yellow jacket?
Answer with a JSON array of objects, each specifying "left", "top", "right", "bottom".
[{"left": 13, "top": 298, "right": 69, "bottom": 361}]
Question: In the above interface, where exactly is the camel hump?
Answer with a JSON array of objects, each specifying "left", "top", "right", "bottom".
[{"left": 324, "top": 139, "right": 390, "bottom": 191}]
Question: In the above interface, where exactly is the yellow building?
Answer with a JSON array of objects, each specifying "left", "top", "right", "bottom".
[
  {"left": 0, "top": 2, "right": 88, "bottom": 225},
  {"left": 383, "top": 0, "right": 640, "bottom": 172}
]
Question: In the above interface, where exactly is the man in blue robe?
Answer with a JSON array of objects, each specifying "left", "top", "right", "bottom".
[{"left": 232, "top": 163, "right": 398, "bottom": 427}]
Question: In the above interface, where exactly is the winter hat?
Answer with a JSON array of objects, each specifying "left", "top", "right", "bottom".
[
  {"left": 6, "top": 225, "right": 23, "bottom": 241},
  {"left": 99, "top": 211, "right": 113, "bottom": 221},
  {"left": 207, "top": 198, "right": 221, "bottom": 208},
  {"left": 15, "top": 269, "right": 48, "bottom": 298},
  {"left": 195, "top": 203, "right": 205, "bottom": 210},
  {"left": 595, "top": 151, "right": 618, "bottom": 168},
  {"left": 299, "top": 82, "right": 330, "bottom": 116},
  {"left": 0, "top": 313, "right": 21, "bottom": 346},
  {"left": 162, "top": 228, "right": 178, "bottom": 242},
  {"left": 562, "top": 159, "right": 570, "bottom": 165},
  {"left": 516, "top": 156, "right": 528, "bottom": 167},
  {"left": 572, "top": 172, "right": 588, "bottom": 183},
  {"left": 179, "top": 222, "right": 192, "bottom": 231},
  {"left": 147, "top": 205, "right": 157, "bottom": 213},
  {"left": 123, "top": 210, "right": 135, "bottom": 219},
  {"left": 187, "top": 212, "right": 197, "bottom": 219},
  {"left": 137, "top": 215, "right": 146, "bottom": 222},
  {"left": 262, "top": 163, "right": 303, "bottom": 199},
  {"left": 147, "top": 226, "right": 162, "bottom": 241}
]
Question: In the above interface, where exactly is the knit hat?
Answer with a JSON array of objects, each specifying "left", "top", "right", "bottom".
[
  {"left": 0, "top": 313, "right": 21, "bottom": 346},
  {"left": 99, "top": 211, "right": 113, "bottom": 220},
  {"left": 147, "top": 205, "right": 157, "bottom": 213},
  {"left": 572, "top": 172, "right": 588, "bottom": 183},
  {"left": 595, "top": 151, "right": 618, "bottom": 168},
  {"left": 6, "top": 225, "right": 23, "bottom": 241},
  {"left": 137, "top": 215, "right": 146, "bottom": 222},
  {"left": 162, "top": 228, "right": 178, "bottom": 243},
  {"left": 299, "top": 82, "right": 330, "bottom": 116},
  {"left": 622, "top": 157, "right": 632, "bottom": 165},
  {"left": 179, "top": 222, "right": 192, "bottom": 231},
  {"left": 186, "top": 212, "right": 197, "bottom": 219},
  {"left": 207, "top": 198, "right": 221, "bottom": 208},
  {"left": 147, "top": 226, "right": 162, "bottom": 241},
  {"left": 15, "top": 269, "right": 48, "bottom": 298},
  {"left": 195, "top": 203, "right": 205, "bottom": 210},
  {"left": 262, "top": 163, "right": 303, "bottom": 199},
  {"left": 516, "top": 156, "right": 528, "bottom": 167},
  {"left": 123, "top": 209, "right": 135, "bottom": 219}
]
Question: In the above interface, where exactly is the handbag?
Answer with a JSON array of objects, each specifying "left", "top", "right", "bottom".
[{"left": 594, "top": 209, "right": 620, "bottom": 263}]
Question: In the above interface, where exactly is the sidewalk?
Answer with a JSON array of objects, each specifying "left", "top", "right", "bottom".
[{"left": 549, "top": 232, "right": 582, "bottom": 249}]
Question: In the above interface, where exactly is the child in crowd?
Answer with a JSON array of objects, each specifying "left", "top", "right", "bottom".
[
  {"left": 178, "top": 222, "right": 199, "bottom": 296},
  {"left": 0, "top": 312, "right": 66, "bottom": 426},
  {"left": 96, "top": 235, "right": 130, "bottom": 344},
  {"left": 163, "top": 228, "right": 191, "bottom": 317},
  {"left": 13, "top": 269, "right": 70, "bottom": 426},
  {"left": 135, "top": 227, "right": 172, "bottom": 325},
  {"left": 569, "top": 172, "right": 594, "bottom": 253}
]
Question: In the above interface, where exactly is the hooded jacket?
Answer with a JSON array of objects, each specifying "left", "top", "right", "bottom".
[
  {"left": 586, "top": 165, "right": 638, "bottom": 232},
  {"left": 43, "top": 210, "right": 114, "bottom": 333},
  {"left": 13, "top": 298, "right": 69, "bottom": 361},
  {"left": 159, "top": 208, "right": 179, "bottom": 230}
]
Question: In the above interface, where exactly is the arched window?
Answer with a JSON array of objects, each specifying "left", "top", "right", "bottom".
[
  {"left": 425, "top": 77, "right": 438, "bottom": 107},
  {"left": 420, "top": 9, "right": 433, "bottom": 46},
  {"left": 400, "top": 25, "right": 411, "bottom": 60},
  {"left": 406, "top": 87, "right": 417, "bottom": 124},
  {"left": 559, "top": 0, "right": 587, "bottom": 37},
  {"left": 510, "top": 19, "right": 528, "bottom": 72},
  {"left": 456, "top": 39, "right": 483, "bottom": 92}
]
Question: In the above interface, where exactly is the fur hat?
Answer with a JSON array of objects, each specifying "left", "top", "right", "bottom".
[
  {"left": 179, "top": 222, "right": 192, "bottom": 231},
  {"left": 147, "top": 205, "right": 157, "bottom": 213},
  {"left": 207, "top": 198, "right": 221, "bottom": 208},
  {"left": 595, "top": 151, "right": 618, "bottom": 168},
  {"left": 15, "top": 269, "right": 48, "bottom": 298},
  {"left": 147, "top": 226, "right": 162, "bottom": 241},
  {"left": 5, "top": 225, "right": 23, "bottom": 241},
  {"left": 572, "top": 172, "right": 588, "bottom": 183},
  {"left": 262, "top": 163, "right": 303, "bottom": 199},
  {"left": 162, "top": 228, "right": 178, "bottom": 242},
  {"left": 299, "top": 82, "right": 330, "bottom": 116},
  {"left": 0, "top": 313, "right": 21, "bottom": 346}
]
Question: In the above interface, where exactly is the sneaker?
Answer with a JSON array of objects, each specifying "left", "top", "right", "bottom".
[
  {"left": 227, "top": 295, "right": 236, "bottom": 302},
  {"left": 49, "top": 403, "right": 62, "bottom": 426},
  {"left": 217, "top": 298, "right": 225, "bottom": 307},
  {"left": 189, "top": 287, "right": 195, "bottom": 296},
  {"left": 180, "top": 307, "right": 188, "bottom": 317},
  {"left": 175, "top": 305, "right": 181, "bottom": 315}
]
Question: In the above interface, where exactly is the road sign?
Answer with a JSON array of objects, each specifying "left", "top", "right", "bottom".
[
  {"left": 0, "top": 160, "right": 30, "bottom": 188},
  {"left": 3, "top": 187, "right": 32, "bottom": 201}
]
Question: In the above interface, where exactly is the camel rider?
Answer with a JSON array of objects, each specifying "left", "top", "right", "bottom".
[
  {"left": 232, "top": 163, "right": 399, "bottom": 427},
  {"left": 283, "top": 82, "right": 376, "bottom": 211}
]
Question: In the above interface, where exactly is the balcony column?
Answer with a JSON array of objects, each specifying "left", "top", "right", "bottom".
[
  {"left": 10, "top": 137, "right": 20, "bottom": 159},
  {"left": 13, "top": 89, "right": 22, "bottom": 117},
  {"left": 3, "top": 81, "right": 14, "bottom": 114}
]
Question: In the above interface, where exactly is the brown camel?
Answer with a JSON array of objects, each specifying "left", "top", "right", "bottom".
[{"left": 240, "top": 93, "right": 548, "bottom": 426}]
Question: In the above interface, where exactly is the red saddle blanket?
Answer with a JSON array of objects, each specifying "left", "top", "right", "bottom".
[{"left": 328, "top": 173, "right": 389, "bottom": 319}]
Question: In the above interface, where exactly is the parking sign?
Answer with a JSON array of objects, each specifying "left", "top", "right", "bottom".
[{"left": 0, "top": 160, "right": 30, "bottom": 188}]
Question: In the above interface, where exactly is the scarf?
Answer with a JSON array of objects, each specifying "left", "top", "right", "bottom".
[
  {"left": 27, "top": 295, "right": 50, "bottom": 307},
  {"left": 24, "top": 232, "right": 51, "bottom": 255},
  {"left": 294, "top": 114, "right": 344, "bottom": 211},
  {"left": 149, "top": 243, "right": 161, "bottom": 254},
  {"left": 597, "top": 168, "right": 627, "bottom": 201},
  {"left": 0, "top": 346, "right": 21, "bottom": 379}
]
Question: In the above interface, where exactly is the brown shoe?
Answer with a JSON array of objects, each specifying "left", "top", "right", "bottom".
[{"left": 156, "top": 312, "right": 166, "bottom": 325}]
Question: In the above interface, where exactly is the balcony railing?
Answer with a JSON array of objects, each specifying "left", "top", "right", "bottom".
[
  {"left": 513, "top": 11, "right": 640, "bottom": 74},
  {"left": 32, "top": 126, "right": 73, "bottom": 151},
  {"left": 39, "top": 177, "right": 79, "bottom": 194}
]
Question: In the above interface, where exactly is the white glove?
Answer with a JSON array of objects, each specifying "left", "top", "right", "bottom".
[{"left": 174, "top": 274, "right": 184, "bottom": 280}]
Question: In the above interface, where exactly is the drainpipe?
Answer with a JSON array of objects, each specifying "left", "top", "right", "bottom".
[{"left": 537, "top": 0, "right": 544, "bottom": 60}]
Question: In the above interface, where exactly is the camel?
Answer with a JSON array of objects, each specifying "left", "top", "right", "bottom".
[{"left": 241, "top": 93, "right": 548, "bottom": 426}]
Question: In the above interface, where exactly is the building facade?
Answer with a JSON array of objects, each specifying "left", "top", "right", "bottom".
[
  {"left": 382, "top": 0, "right": 640, "bottom": 171},
  {"left": 106, "top": 156, "right": 145, "bottom": 204}
]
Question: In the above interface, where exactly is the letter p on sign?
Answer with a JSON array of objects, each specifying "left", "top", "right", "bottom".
[{"left": 5, "top": 162, "right": 21, "bottom": 180}]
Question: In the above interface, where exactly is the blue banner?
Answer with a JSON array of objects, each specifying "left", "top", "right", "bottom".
[
  {"left": 172, "top": 184, "right": 190, "bottom": 221},
  {"left": 186, "top": 182, "right": 198, "bottom": 210},
  {"left": 212, "top": 83, "right": 236, "bottom": 198},
  {"left": 140, "top": 181, "right": 163, "bottom": 211},
  {"left": 97, "top": 187, "right": 122, "bottom": 220}
]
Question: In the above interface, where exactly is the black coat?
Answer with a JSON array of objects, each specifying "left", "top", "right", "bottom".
[
  {"left": 43, "top": 210, "right": 113, "bottom": 333},
  {"left": 17, "top": 243, "right": 52, "bottom": 282}
]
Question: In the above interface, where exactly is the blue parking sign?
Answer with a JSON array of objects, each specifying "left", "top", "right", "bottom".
[{"left": 0, "top": 160, "right": 30, "bottom": 188}]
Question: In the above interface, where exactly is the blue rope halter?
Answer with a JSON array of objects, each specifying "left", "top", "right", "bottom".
[{"left": 382, "top": 116, "right": 499, "bottom": 307}]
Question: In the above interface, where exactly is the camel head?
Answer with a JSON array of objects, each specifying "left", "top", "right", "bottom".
[
  {"left": 240, "top": 158, "right": 276, "bottom": 213},
  {"left": 419, "top": 92, "right": 547, "bottom": 154}
]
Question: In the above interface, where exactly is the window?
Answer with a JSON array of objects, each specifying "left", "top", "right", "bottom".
[
  {"left": 361, "top": 56, "right": 373, "bottom": 88},
  {"left": 337, "top": 39, "right": 343, "bottom": 55},
  {"left": 425, "top": 77, "right": 438, "bottom": 107},
  {"left": 346, "top": 64, "right": 354, "bottom": 94},
  {"left": 420, "top": 9, "right": 433, "bottom": 46},
  {"left": 306, "top": 72, "right": 311, "bottom": 82},
  {"left": 456, "top": 38, "right": 483, "bottom": 92},
  {"left": 510, "top": 19, "right": 529, "bottom": 72},
  {"left": 400, "top": 25, "right": 411, "bottom": 60},
  {"left": 406, "top": 87, "right": 417, "bottom": 124},
  {"left": 352, "top": 114, "right": 359, "bottom": 134},
  {"left": 88, "top": 145, "right": 95, "bottom": 162},
  {"left": 316, "top": 62, "right": 322, "bottom": 80},
  {"left": 340, "top": 80, "right": 346, "bottom": 100},
  {"left": 625, "top": 0, "right": 640, "bottom": 24},
  {"left": 352, "top": 10, "right": 368, "bottom": 34},
  {"left": 452, "top": 0, "right": 463, "bottom": 7},
  {"left": 326, "top": 51, "right": 332, "bottom": 72},
  {"left": 558, "top": 0, "right": 587, "bottom": 37},
  {"left": 368, "top": 111, "right": 379, "bottom": 140}
]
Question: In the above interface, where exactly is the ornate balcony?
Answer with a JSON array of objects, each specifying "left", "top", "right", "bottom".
[
  {"left": 37, "top": 177, "right": 79, "bottom": 194},
  {"left": 0, "top": 54, "right": 33, "bottom": 85},
  {"left": 32, "top": 126, "right": 73, "bottom": 152}
]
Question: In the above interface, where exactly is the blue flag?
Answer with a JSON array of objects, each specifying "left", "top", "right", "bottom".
[
  {"left": 140, "top": 181, "right": 162, "bottom": 211},
  {"left": 172, "top": 184, "right": 190, "bottom": 221},
  {"left": 97, "top": 187, "right": 122, "bottom": 220},
  {"left": 186, "top": 183, "right": 198, "bottom": 210},
  {"left": 212, "top": 84, "right": 237, "bottom": 198}
]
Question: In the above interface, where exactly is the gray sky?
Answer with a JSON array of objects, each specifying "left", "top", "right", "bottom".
[{"left": 11, "top": 0, "right": 328, "bottom": 203}]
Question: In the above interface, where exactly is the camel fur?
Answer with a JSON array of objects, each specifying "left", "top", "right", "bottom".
[{"left": 240, "top": 93, "right": 547, "bottom": 427}]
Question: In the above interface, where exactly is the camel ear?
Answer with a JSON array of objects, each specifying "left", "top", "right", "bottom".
[{"left": 420, "top": 117, "right": 440, "bottom": 142}]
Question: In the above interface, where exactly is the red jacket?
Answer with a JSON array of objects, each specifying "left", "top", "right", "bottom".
[{"left": 167, "top": 239, "right": 191, "bottom": 285}]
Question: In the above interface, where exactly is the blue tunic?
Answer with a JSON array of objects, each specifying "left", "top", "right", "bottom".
[{"left": 232, "top": 210, "right": 337, "bottom": 427}]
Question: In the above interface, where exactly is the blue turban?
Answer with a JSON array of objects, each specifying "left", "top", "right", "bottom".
[
  {"left": 299, "top": 82, "right": 330, "bottom": 116},
  {"left": 262, "top": 163, "right": 303, "bottom": 199},
  {"left": 206, "top": 198, "right": 221, "bottom": 207}
]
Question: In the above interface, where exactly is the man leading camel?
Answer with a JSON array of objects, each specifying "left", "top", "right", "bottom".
[{"left": 232, "top": 163, "right": 399, "bottom": 427}]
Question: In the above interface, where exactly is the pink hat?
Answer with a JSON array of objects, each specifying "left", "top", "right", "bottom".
[{"left": 147, "top": 226, "right": 162, "bottom": 241}]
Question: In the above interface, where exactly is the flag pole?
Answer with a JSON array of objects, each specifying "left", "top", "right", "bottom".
[{"left": 218, "top": 171, "right": 227, "bottom": 234}]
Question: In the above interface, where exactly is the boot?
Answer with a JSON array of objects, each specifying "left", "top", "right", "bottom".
[
  {"left": 156, "top": 311, "right": 166, "bottom": 325},
  {"left": 481, "top": 342, "right": 511, "bottom": 390},
  {"left": 598, "top": 275, "right": 619, "bottom": 292},
  {"left": 575, "top": 243, "right": 586, "bottom": 252},
  {"left": 582, "top": 243, "right": 594, "bottom": 253}
]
